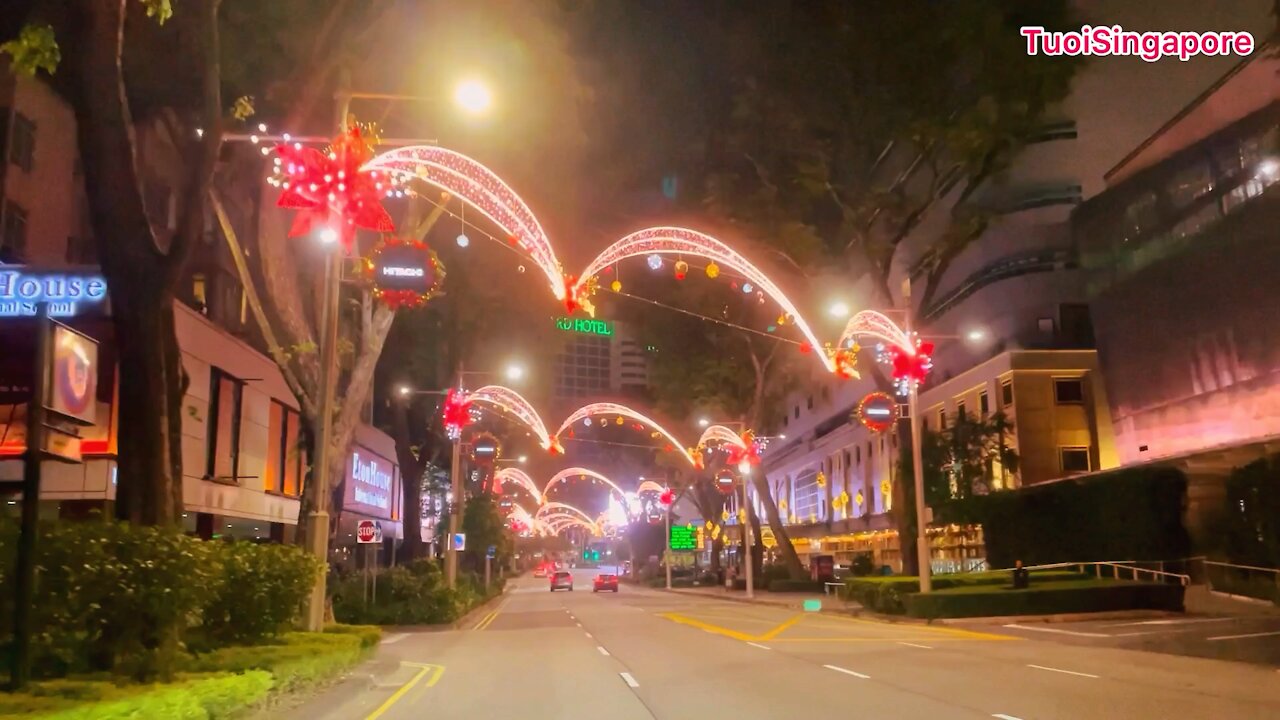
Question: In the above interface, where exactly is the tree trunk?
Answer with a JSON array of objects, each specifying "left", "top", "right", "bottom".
[
  {"left": 749, "top": 473, "right": 804, "bottom": 579},
  {"left": 391, "top": 402, "right": 426, "bottom": 561}
]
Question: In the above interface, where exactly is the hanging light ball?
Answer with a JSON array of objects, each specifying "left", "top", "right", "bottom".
[
  {"left": 674, "top": 260, "right": 689, "bottom": 280},
  {"left": 647, "top": 254, "right": 663, "bottom": 270},
  {"left": 610, "top": 279, "right": 622, "bottom": 292},
  {"left": 615, "top": 416, "right": 624, "bottom": 425},
  {"left": 456, "top": 233, "right": 470, "bottom": 248},
  {"left": 517, "top": 265, "right": 526, "bottom": 273},
  {"left": 705, "top": 262, "right": 720, "bottom": 279},
  {"left": 741, "top": 282, "right": 754, "bottom": 294}
]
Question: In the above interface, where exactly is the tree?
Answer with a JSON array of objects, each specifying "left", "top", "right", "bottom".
[
  {"left": 461, "top": 494, "right": 512, "bottom": 576},
  {"left": 897, "top": 409, "right": 1019, "bottom": 573},
  {"left": 3, "top": 0, "right": 400, "bottom": 525}
]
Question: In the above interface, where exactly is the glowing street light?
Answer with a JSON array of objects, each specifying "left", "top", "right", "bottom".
[
  {"left": 698, "top": 417, "right": 711, "bottom": 428},
  {"left": 504, "top": 363, "right": 526, "bottom": 382},
  {"left": 454, "top": 79, "right": 493, "bottom": 115},
  {"left": 966, "top": 328, "right": 987, "bottom": 342},
  {"left": 828, "top": 301, "right": 851, "bottom": 318},
  {"left": 318, "top": 226, "right": 339, "bottom": 244}
]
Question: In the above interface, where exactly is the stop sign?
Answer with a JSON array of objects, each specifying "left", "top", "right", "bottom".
[{"left": 356, "top": 519, "right": 378, "bottom": 543}]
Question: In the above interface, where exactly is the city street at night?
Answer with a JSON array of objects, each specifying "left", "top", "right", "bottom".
[{"left": 287, "top": 571, "right": 1280, "bottom": 720}]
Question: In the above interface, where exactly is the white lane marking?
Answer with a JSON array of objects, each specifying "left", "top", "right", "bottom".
[
  {"left": 746, "top": 642, "right": 771, "bottom": 650},
  {"left": 1004, "top": 623, "right": 1111, "bottom": 638},
  {"left": 585, "top": 632, "right": 593, "bottom": 638},
  {"left": 823, "top": 664, "right": 870, "bottom": 679},
  {"left": 1206, "top": 630, "right": 1280, "bottom": 641},
  {"left": 597, "top": 646, "right": 611, "bottom": 656},
  {"left": 897, "top": 642, "right": 933, "bottom": 649},
  {"left": 1027, "top": 664, "right": 1099, "bottom": 679},
  {"left": 993, "top": 714, "right": 1024, "bottom": 720},
  {"left": 575, "top": 622, "right": 582, "bottom": 627},
  {"left": 380, "top": 633, "right": 409, "bottom": 645},
  {"left": 620, "top": 672, "right": 640, "bottom": 688}
]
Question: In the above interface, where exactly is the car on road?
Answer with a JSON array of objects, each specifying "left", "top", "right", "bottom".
[
  {"left": 549, "top": 570, "right": 574, "bottom": 592},
  {"left": 592, "top": 573, "right": 619, "bottom": 593},
  {"left": 533, "top": 565, "right": 548, "bottom": 578}
]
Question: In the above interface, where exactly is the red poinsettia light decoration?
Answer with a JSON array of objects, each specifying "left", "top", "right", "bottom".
[
  {"left": 725, "top": 431, "right": 761, "bottom": 469},
  {"left": 890, "top": 341, "right": 935, "bottom": 394},
  {"left": 272, "top": 127, "right": 395, "bottom": 250},
  {"left": 441, "top": 388, "right": 474, "bottom": 440},
  {"left": 659, "top": 488, "right": 675, "bottom": 507}
]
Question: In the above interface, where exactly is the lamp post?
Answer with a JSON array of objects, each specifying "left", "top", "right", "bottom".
[
  {"left": 739, "top": 461, "right": 755, "bottom": 600},
  {"left": 901, "top": 286, "right": 932, "bottom": 594}
]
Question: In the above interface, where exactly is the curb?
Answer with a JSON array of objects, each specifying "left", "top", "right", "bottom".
[
  {"left": 931, "top": 609, "right": 1177, "bottom": 626},
  {"left": 376, "top": 579, "right": 517, "bottom": 633}
]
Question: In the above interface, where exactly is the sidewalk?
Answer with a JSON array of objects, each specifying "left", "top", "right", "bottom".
[{"left": 661, "top": 584, "right": 857, "bottom": 613}]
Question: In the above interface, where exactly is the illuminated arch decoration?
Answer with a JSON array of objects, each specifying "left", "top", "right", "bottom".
[
  {"left": 554, "top": 402, "right": 696, "bottom": 466},
  {"left": 838, "top": 310, "right": 934, "bottom": 395},
  {"left": 542, "top": 468, "right": 631, "bottom": 510},
  {"left": 838, "top": 310, "right": 913, "bottom": 354},
  {"left": 696, "top": 425, "right": 749, "bottom": 453},
  {"left": 570, "top": 227, "right": 836, "bottom": 373},
  {"left": 361, "top": 146, "right": 567, "bottom": 302},
  {"left": 494, "top": 468, "right": 543, "bottom": 504},
  {"left": 466, "top": 385, "right": 558, "bottom": 452}
]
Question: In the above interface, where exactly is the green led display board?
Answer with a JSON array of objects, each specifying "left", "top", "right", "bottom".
[
  {"left": 555, "top": 317, "right": 614, "bottom": 337},
  {"left": 669, "top": 524, "right": 697, "bottom": 552}
]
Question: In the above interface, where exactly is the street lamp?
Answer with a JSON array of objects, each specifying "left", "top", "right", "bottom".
[
  {"left": 828, "top": 301, "right": 851, "bottom": 318},
  {"left": 504, "top": 363, "right": 525, "bottom": 382},
  {"left": 454, "top": 79, "right": 494, "bottom": 115},
  {"left": 738, "top": 464, "right": 755, "bottom": 600}
]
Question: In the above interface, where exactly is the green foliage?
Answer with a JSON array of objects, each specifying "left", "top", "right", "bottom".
[
  {"left": 329, "top": 561, "right": 494, "bottom": 626},
  {"left": 843, "top": 571, "right": 1089, "bottom": 614},
  {"left": 322, "top": 624, "right": 383, "bottom": 650},
  {"left": 138, "top": 0, "right": 175, "bottom": 25},
  {"left": 850, "top": 553, "right": 875, "bottom": 577},
  {"left": 902, "top": 581, "right": 1185, "bottom": 619},
  {"left": 462, "top": 495, "right": 513, "bottom": 570},
  {"left": 0, "top": 519, "right": 321, "bottom": 682},
  {"left": 0, "top": 672, "right": 274, "bottom": 720},
  {"left": 943, "top": 466, "right": 1191, "bottom": 568},
  {"left": 197, "top": 542, "right": 323, "bottom": 648},
  {"left": 1, "top": 24, "right": 61, "bottom": 76},
  {"left": 183, "top": 632, "right": 364, "bottom": 695},
  {"left": 1220, "top": 454, "right": 1280, "bottom": 567}
]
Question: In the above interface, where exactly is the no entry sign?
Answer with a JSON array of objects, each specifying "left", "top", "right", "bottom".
[{"left": 855, "top": 392, "right": 899, "bottom": 433}]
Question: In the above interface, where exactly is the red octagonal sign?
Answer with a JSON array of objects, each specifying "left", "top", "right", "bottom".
[{"left": 356, "top": 519, "right": 378, "bottom": 544}]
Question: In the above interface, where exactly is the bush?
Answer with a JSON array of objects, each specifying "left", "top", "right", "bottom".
[
  {"left": 323, "top": 624, "right": 383, "bottom": 649},
  {"left": 0, "top": 671, "right": 275, "bottom": 720},
  {"left": 902, "top": 581, "right": 1185, "bottom": 619},
  {"left": 760, "top": 564, "right": 791, "bottom": 583},
  {"left": 198, "top": 542, "right": 323, "bottom": 648},
  {"left": 0, "top": 519, "right": 219, "bottom": 680},
  {"left": 182, "top": 631, "right": 366, "bottom": 694},
  {"left": 843, "top": 571, "right": 1090, "bottom": 614},
  {"left": 730, "top": 577, "right": 768, "bottom": 591},
  {"left": 850, "top": 554, "right": 875, "bottom": 577},
  {"left": 329, "top": 566, "right": 498, "bottom": 625},
  {"left": 767, "top": 579, "right": 826, "bottom": 593}
]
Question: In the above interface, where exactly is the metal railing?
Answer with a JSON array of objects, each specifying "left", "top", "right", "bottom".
[
  {"left": 1015, "top": 560, "right": 1190, "bottom": 586},
  {"left": 1188, "top": 557, "right": 1280, "bottom": 603}
]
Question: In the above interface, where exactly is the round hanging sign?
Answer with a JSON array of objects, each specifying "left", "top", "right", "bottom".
[
  {"left": 855, "top": 392, "right": 899, "bottom": 433},
  {"left": 714, "top": 468, "right": 737, "bottom": 495},
  {"left": 364, "top": 237, "right": 444, "bottom": 309}
]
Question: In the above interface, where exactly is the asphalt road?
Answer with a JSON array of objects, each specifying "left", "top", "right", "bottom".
[{"left": 286, "top": 569, "right": 1280, "bottom": 720}]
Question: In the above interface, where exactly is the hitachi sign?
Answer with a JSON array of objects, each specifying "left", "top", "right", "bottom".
[
  {"left": 381, "top": 266, "right": 424, "bottom": 277},
  {"left": 0, "top": 269, "right": 108, "bottom": 318}
]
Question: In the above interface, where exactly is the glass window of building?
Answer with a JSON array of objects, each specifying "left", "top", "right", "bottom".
[
  {"left": 8, "top": 112, "right": 36, "bottom": 171},
  {"left": 1, "top": 201, "right": 28, "bottom": 261},
  {"left": 207, "top": 368, "right": 243, "bottom": 482},
  {"left": 1060, "top": 447, "right": 1091, "bottom": 474},
  {"left": 979, "top": 391, "right": 989, "bottom": 415},
  {"left": 1054, "top": 378, "right": 1085, "bottom": 404},
  {"left": 1000, "top": 380, "right": 1014, "bottom": 407}
]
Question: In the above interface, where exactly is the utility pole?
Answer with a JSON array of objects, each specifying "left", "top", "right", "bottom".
[
  {"left": 304, "top": 73, "right": 351, "bottom": 632},
  {"left": 903, "top": 279, "right": 932, "bottom": 593},
  {"left": 741, "top": 471, "right": 754, "bottom": 599},
  {"left": 446, "top": 362, "right": 465, "bottom": 589},
  {"left": 665, "top": 503, "right": 673, "bottom": 590}
]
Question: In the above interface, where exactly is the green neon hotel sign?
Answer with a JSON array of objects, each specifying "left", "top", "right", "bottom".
[{"left": 556, "top": 317, "right": 614, "bottom": 337}]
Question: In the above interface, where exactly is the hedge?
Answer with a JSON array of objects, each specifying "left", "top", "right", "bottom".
[
  {"left": 902, "top": 581, "right": 1185, "bottom": 619},
  {"left": 843, "top": 571, "right": 1089, "bottom": 614},
  {"left": 0, "top": 628, "right": 381, "bottom": 718},
  {"left": 940, "top": 466, "right": 1190, "bottom": 568},
  {"left": 331, "top": 563, "right": 504, "bottom": 625}
]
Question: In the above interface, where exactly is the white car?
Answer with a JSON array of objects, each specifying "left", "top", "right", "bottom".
[{"left": 549, "top": 570, "right": 574, "bottom": 592}]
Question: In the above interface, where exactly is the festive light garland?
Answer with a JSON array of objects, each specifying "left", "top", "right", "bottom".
[
  {"left": 360, "top": 236, "right": 444, "bottom": 310},
  {"left": 570, "top": 227, "right": 837, "bottom": 373},
  {"left": 360, "top": 146, "right": 567, "bottom": 303},
  {"left": 465, "top": 385, "right": 557, "bottom": 452},
  {"left": 554, "top": 402, "right": 696, "bottom": 466},
  {"left": 494, "top": 467, "right": 542, "bottom": 504},
  {"left": 542, "top": 468, "right": 631, "bottom": 512},
  {"left": 441, "top": 388, "right": 476, "bottom": 441},
  {"left": 841, "top": 310, "right": 935, "bottom": 395}
]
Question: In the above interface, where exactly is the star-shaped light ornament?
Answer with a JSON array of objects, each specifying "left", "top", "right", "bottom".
[{"left": 269, "top": 126, "right": 397, "bottom": 251}]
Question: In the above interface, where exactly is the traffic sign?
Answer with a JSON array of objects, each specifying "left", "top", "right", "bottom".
[
  {"left": 356, "top": 519, "right": 379, "bottom": 544},
  {"left": 487, "top": 544, "right": 497, "bottom": 559},
  {"left": 451, "top": 533, "right": 466, "bottom": 551}
]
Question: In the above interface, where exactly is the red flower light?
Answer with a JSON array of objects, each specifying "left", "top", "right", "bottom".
[
  {"left": 891, "top": 341, "right": 935, "bottom": 384},
  {"left": 441, "top": 388, "right": 474, "bottom": 436},
  {"left": 659, "top": 488, "right": 674, "bottom": 507},
  {"left": 273, "top": 127, "right": 394, "bottom": 250}
]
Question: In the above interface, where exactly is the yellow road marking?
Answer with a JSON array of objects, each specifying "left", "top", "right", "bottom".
[
  {"left": 757, "top": 613, "right": 806, "bottom": 641},
  {"left": 364, "top": 662, "right": 445, "bottom": 720},
  {"left": 768, "top": 636, "right": 974, "bottom": 643},
  {"left": 657, "top": 612, "right": 757, "bottom": 641},
  {"left": 816, "top": 613, "right": 1016, "bottom": 641},
  {"left": 473, "top": 611, "right": 497, "bottom": 630}
]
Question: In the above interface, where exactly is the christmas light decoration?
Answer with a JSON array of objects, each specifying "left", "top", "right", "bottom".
[
  {"left": 855, "top": 490, "right": 864, "bottom": 506},
  {"left": 494, "top": 467, "right": 542, "bottom": 504},
  {"left": 610, "top": 279, "right": 622, "bottom": 292},
  {"left": 554, "top": 402, "right": 697, "bottom": 466},
  {"left": 361, "top": 237, "right": 444, "bottom": 309},
  {"left": 674, "top": 259, "right": 689, "bottom": 280},
  {"left": 840, "top": 310, "right": 935, "bottom": 394},
  {"left": 543, "top": 468, "right": 631, "bottom": 512},
  {"left": 569, "top": 228, "right": 837, "bottom": 372},
  {"left": 465, "top": 385, "right": 557, "bottom": 452},
  {"left": 361, "top": 146, "right": 567, "bottom": 304},
  {"left": 741, "top": 282, "right": 754, "bottom": 294},
  {"left": 456, "top": 233, "right": 470, "bottom": 248},
  {"left": 705, "top": 262, "right": 720, "bottom": 279},
  {"left": 647, "top": 254, "right": 663, "bottom": 270},
  {"left": 659, "top": 488, "right": 675, "bottom": 506},
  {"left": 441, "top": 388, "right": 474, "bottom": 440},
  {"left": 536, "top": 502, "right": 602, "bottom": 533},
  {"left": 880, "top": 479, "right": 892, "bottom": 497},
  {"left": 636, "top": 480, "right": 666, "bottom": 496},
  {"left": 890, "top": 340, "right": 935, "bottom": 396},
  {"left": 856, "top": 391, "right": 900, "bottom": 433},
  {"left": 268, "top": 127, "right": 397, "bottom": 250},
  {"left": 816, "top": 471, "right": 827, "bottom": 488}
]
